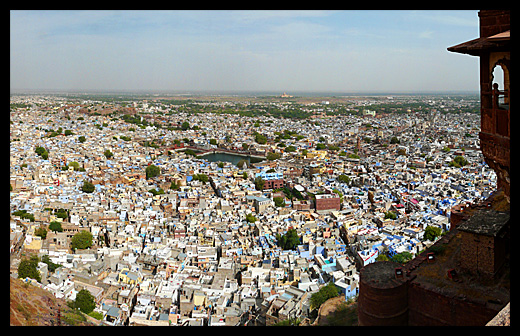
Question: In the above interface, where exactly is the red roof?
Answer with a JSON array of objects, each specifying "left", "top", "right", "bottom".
[{"left": 447, "top": 30, "right": 510, "bottom": 56}]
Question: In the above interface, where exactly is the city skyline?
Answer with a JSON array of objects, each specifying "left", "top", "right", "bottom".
[{"left": 11, "top": 10, "right": 480, "bottom": 93}]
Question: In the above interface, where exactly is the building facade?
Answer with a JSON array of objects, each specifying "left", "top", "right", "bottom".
[
  {"left": 448, "top": 9, "right": 510, "bottom": 198},
  {"left": 315, "top": 194, "right": 341, "bottom": 213}
]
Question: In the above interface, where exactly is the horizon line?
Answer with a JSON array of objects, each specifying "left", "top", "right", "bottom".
[{"left": 10, "top": 88, "right": 480, "bottom": 96}]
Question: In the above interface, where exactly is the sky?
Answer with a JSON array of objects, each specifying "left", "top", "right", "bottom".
[{"left": 10, "top": 10, "right": 481, "bottom": 94}]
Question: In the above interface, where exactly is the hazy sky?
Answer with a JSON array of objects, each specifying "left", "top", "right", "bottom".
[{"left": 11, "top": 10, "right": 481, "bottom": 93}]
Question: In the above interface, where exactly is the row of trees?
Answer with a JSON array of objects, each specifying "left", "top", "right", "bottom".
[
  {"left": 191, "top": 173, "right": 209, "bottom": 184},
  {"left": 78, "top": 164, "right": 163, "bottom": 195},
  {"left": 12, "top": 209, "right": 35, "bottom": 222},
  {"left": 34, "top": 219, "right": 65, "bottom": 239},
  {"left": 18, "top": 255, "right": 97, "bottom": 316},
  {"left": 18, "top": 230, "right": 93, "bottom": 283},
  {"left": 46, "top": 128, "right": 74, "bottom": 138}
]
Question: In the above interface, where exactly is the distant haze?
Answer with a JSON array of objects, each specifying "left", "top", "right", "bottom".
[{"left": 10, "top": 10, "right": 480, "bottom": 94}]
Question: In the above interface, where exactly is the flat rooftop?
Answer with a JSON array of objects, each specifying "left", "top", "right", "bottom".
[
  {"left": 457, "top": 208, "right": 509, "bottom": 237},
  {"left": 407, "top": 210, "right": 509, "bottom": 310}
]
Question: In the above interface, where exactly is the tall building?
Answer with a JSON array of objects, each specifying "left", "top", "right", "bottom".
[
  {"left": 448, "top": 9, "right": 510, "bottom": 199},
  {"left": 315, "top": 194, "right": 341, "bottom": 213},
  {"left": 255, "top": 170, "right": 284, "bottom": 190},
  {"left": 357, "top": 10, "right": 510, "bottom": 326}
]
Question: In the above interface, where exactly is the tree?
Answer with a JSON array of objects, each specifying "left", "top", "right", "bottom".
[
  {"left": 55, "top": 208, "right": 69, "bottom": 220},
  {"left": 145, "top": 164, "right": 161, "bottom": 179},
  {"left": 289, "top": 186, "right": 304, "bottom": 200},
  {"left": 184, "top": 149, "right": 197, "bottom": 157},
  {"left": 391, "top": 251, "right": 413, "bottom": 264},
  {"left": 170, "top": 181, "right": 180, "bottom": 190},
  {"left": 192, "top": 173, "right": 209, "bottom": 184},
  {"left": 149, "top": 188, "right": 165, "bottom": 195},
  {"left": 266, "top": 151, "right": 281, "bottom": 161},
  {"left": 424, "top": 225, "right": 442, "bottom": 241},
  {"left": 71, "top": 230, "right": 93, "bottom": 250},
  {"left": 384, "top": 211, "right": 397, "bottom": 220},
  {"left": 18, "top": 256, "right": 41, "bottom": 282},
  {"left": 81, "top": 181, "right": 95, "bottom": 193},
  {"left": 104, "top": 149, "right": 113, "bottom": 159},
  {"left": 390, "top": 136, "right": 400, "bottom": 144},
  {"left": 181, "top": 121, "right": 190, "bottom": 131},
  {"left": 285, "top": 145, "right": 297, "bottom": 152},
  {"left": 449, "top": 155, "right": 468, "bottom": 168},
  {"left": 67, "top": 161, "right": 80, "bottom": 171},
  {"left": 34, "top": 225, "right": 47, "bottom": 239},
  {"left": 78, "top": 135, "right": 86, "bottom": 143},
  {"left": 41, "top": 254, "right": 61, "bottom": 272},
  {"left": 254, "top": 132, "right": 267, "bottom": 144},
  {"left": 274, "top": 196, "right": 285, "bottom": 208},
  {"left": 310, "top": 282, "right": 339, "bottom": 310},
  {"left": 73, "top": 289, "right": 96, "bottom": 314},
  {"left": 333, "top": 189, "right": 343, "bottom": 200},
  {"left": 316, "top": 143, "right": 326, "bottom": 150},
  {"left": 337, "top": 174, "right": 350, "bottom": 184},
  {"left": 35, "top": 146, "right": 46, "bottom": 156},
  {"left": 254, "top": 176, "right": 265, "bottom": 191},
  {"left": 276, "top": 228, "right": 300, "bottom": 251},
  {"left": 35, "top": 146, "right": 49, "bottom": 160},
  {"left": 12, "top": 209, "right": 35, "bottom": 222},
  {"left": 245, "top": 213, "right": 257, "bottom": 223}
]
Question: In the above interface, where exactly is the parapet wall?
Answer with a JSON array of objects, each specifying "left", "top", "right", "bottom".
[
  {"left": 358, "top": 195, "right": 509, "bottom": 326},
  {"left": 408, "top": 281, "right": 500, "bottom": 326},
  {"left": 479, "top": 10, "right": 510, "bottom": 38},
  {"left": 357, "top": 261, "right": 408, "bottom": 326}
]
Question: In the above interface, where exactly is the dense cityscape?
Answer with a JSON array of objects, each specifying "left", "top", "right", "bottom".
[{"left": 10, "top": 92, "right": 497, "bottom": 326}]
